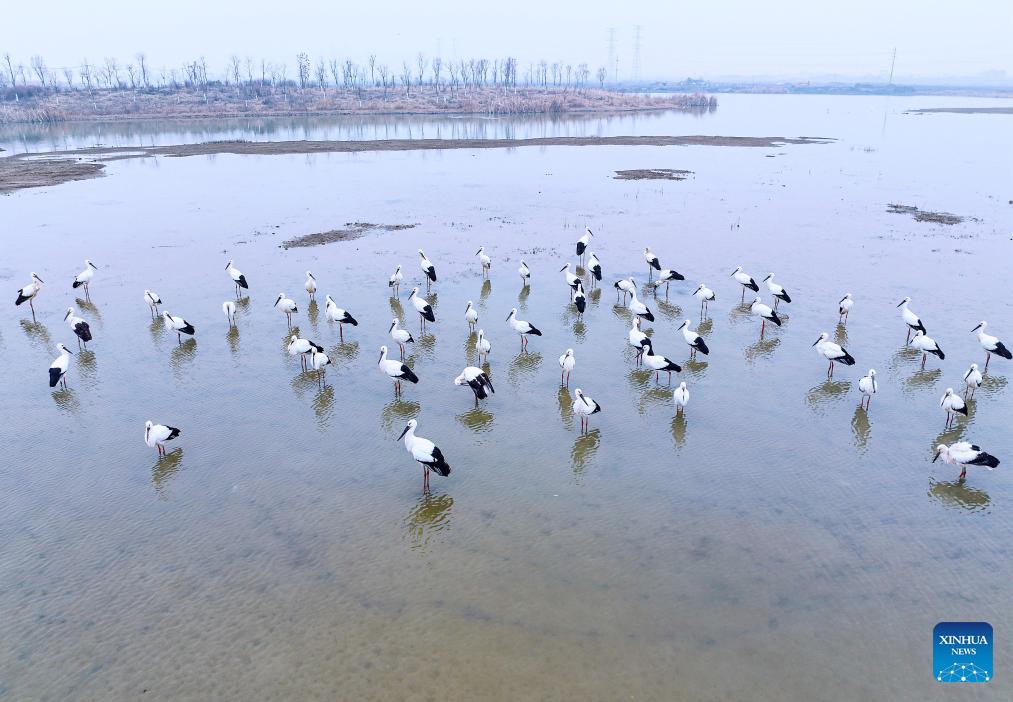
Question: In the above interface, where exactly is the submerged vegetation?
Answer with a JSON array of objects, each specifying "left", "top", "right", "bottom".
[{"left": 0, "top": 51, "right": 715, "bottom": 123}]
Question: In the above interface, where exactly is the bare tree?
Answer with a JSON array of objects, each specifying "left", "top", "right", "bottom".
[
  {"left": 229, "top": 55, "right": 242, "bottom": 90},
  {"left": 400, "top": 61, "right": 412, "bottom": 97},
  {"left": 329, "top": 58, "right": 340, "bottom": 90},
  {"left": 105, "top": 57, "right": 121, "bottom": 89},
  {"left": 416, "top": 53, "right": 426, "bottom": 88},
  {"left": 3, "top": 53, "right": 16, "bottom": 90},
  {"left": 30, "top": 56, "right": 47, "bottom": 86},
  {"left": 368, "top": 54, "right": 376, "bottom": 86},
  {"left": 296, "top": 53, "right": 310, "bottom": 89},
  {"left": 137, "top": 53, "right": 150, "bottom": 88},
  {"left": 377, "top": 64, "right": 389, "bottom": 97},
  {"left": 597, "top": 66, "right": 607, "bottom": 88},
  {"left": 62, "top": 65, "right": 75, "bottom": 89},
  {"left": 431, "top": 56, "right": 442, "bottom": 94},
  {"left": 126, "top": 63, "right": 137, "bottom": 89},
  {"left": 315, "top": 58, "right": 327, "bottom": 92}
]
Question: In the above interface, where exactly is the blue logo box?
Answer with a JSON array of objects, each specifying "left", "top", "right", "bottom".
[{"left": 934, "top": 622, "right": 992, "bottom": 683}]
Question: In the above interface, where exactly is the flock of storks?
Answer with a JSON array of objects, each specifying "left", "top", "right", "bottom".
[{"left": 14, "top": 227, "right": 1009, "bottom": 492}]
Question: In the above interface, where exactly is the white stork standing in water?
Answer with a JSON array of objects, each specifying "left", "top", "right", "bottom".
[
  {"left": 64, "top": 307, "right": 93, "bottom": 349},
  {"left": 763, "top": 273, "right": 792, "bottom": 309},
  {"left": 465, "top": 301, "right": 479, "bottom": 331},
  {"left": 560, "top": 263, "right": 580, "bottom": 299},
  {"left": 732, "top": 267, "right": 759, "bottom": 302},
  {"left": 576, "top": 228, "right": 593, "bottom": 259},
  {"left": 628, "top": 317, "right": 650, "bottom": 365},
  {"left": 304, "top": 271, "right": 317, "bottom": 299},
  {"left": 288, "top": 335, "right": 324, "bottom": 370},
  {"left": 652, "top": 269, "right": 685, "bottom": 297},
  {"left": 896, "top": 297, "right": 926, "bottom": 342},
  {"left": 614, "top": 276, "right": 637, "bottom": 304},
  {"left": 163, "top": 311, "right": 196, "bottom": 344},
  {"left": 397, "top": 419, "right": 451, "bottom": 495},
  {"left": 750, "top": 297, "right": 781, "bottom": 335},
  {"left": 572, "top": 388, "right": 601, "bottom": 433},
  {"left": 309, "top": 347, "right": 332, "bottom": 387},
  {"left": 379, "top": 345, "right": 419, "bottom": 397},
  {"left": 388, "top": 265, "right": 403, "bottom": 295},
  {"left": 858, "top": 369, "right": 878, "bottom": 409},
  {"left": 559, "top": 348, "right": 575, "bottom": 386},
  {"left": 518, "top": 260, "right": 531, "bottom": 287},
  {"left": 573, "top": 281, "right": 587, "bottom": 316},
  {"left": 389, "top": 318, "right": 415, "bottom": 359},
  {"left": 476, "top": 329, "right": 491, "bottom": 363},
  {"left": 909, "top": 330, "right": 944, "bottom": 369},
  {"left": 693, "top": 283, "right": 715, "bottom": 315},
  {"left": 144, "top": 290, "right": 162, "bottom": 318},
  {"left": 628, "top": 289, "right": 655, "bottom": 323},
  {"left": 678, "top": 320, "right": 710, "bottom": 359},
  {"left": 838, "top": 293, "right": 854, "bottom": 324},
  {"left": 940, "top": 388, "right": 968, "bottom": 428},
  {"left": 145, "top": 420, "right": 181, "bottom": 457},
  {"left": 454, "top": 366, "right": 495, "bottom": 403},
  {"left": 15, "top": 272, "right": 45, "bottom": 320},
  {"left": 812, "top": 332, "right": 856, "bottom": 378},
  {"left": 506, "top": 308, "right": 542, "bottom": 349},
  {"left": 72, "top": 259, "right": 98, "bottom": 298},
  {"left": 933, "top": 442, "right": 1000, "bottom": 480},
  {"left": 642, "top": 341, "right": 682, "bottom": 384},
  {"left": 963, "top": 363, "right": 983, "bottom": 399},
  {"left": 971, "top": 321, "right": 1011, "bottom": 369},
  {"left": 274, "top": 293, "right": 298, "bottom": 327},
  {"left": 408, "top": 287, "right": 435, "bottom": 333},
  {"left": 586, "top": 252, "right": 602, "bottom": 286},
  {"left": 222, "top": 300, "right": 236, "bottom": 327},
  {"left": 48, "top": 343, "right": 72, "bottom": 389},
  {"left": 418, "top": 249, "right": 437, "bottom": 290},
  {"left": 324, "top": 295, "right": 358, "bottom": 341},
  {"left": 673, "top": 381, "right": 689, "bottom": 415},
  {"left": 226, "top": 260, "right": 249, "bottom": 297},
  {"left": 475, "top": 246, "right": 491, "bottom": 277},
  {"left": 644, "top": 247, "right": 662, "bottom": 279}
]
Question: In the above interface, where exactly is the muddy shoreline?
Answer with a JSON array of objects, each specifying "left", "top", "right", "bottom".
[{"left": 1, "top": 134, "right": 832, "bottom": 193}]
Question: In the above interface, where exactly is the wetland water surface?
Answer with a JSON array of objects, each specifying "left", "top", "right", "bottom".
[{"left": 2, "top": 94, "right": 1012, "bottom": 700}]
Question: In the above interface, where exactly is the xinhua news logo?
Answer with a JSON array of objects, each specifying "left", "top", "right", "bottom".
[{"left": 934, "top": 622, "right": 992, "bottom": 683}]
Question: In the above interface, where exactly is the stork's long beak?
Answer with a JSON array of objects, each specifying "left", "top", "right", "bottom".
[
  {"left": 679, "top": 321, "right": 687, "bottom": 329},
  {"left": 581, "top": 395, "right": 591, "bottom": 407},
  {"left": 896, "top": 300, "right": 905, "bottom": 307},
  {"left": 65, "top": 348, "right": 73, "bottom": 355},
  {"left": 64, "top": 310, "right": 71, "bottom": 320},
  {"left": 730, "top": 269, "right": 737, "bottom": 276},
  {"left": 397, "top": 426, "right": 410, "bottom": 441},
  {"left": 475, "top": 248, "right": 482, "bottom": 256},
  {"left": 763, "top": 274, "right": 771, "bottom": 281},
  {"left": 505, "top": 312, "right": 512, "bottom": 320},
  {"left": 559, "top": 265, "right": 567, "bottom": 272},
  {"left": 309, "top": 273, "right": 316, "bottom": 280},
  {"left": 839, "top": 296, "right": 847, "bottom": 303},
  {"left": 274, "top": 297, "right": 281, "bottom": 307},
  {"left": 225, "top": 262, "right": 231, "bottom": 269},
  {"left": 377, "top": 351, "right": 384, "bottom": 363},
  {"left": 36, "top": 276, "right": 44, "bottom": 282},
  {"left": 89, "top": 261, "right": 98, "bottom": 269},
  {"left": 811, "top": 338, "right": 821, "bottom": 347},
  {"left": 971, "top": 323, "right": 982, "bottom": 332},
  {"left": 932, "top": 451, "right": 940, "bottom": 463},
  {"left": 389, "top": 322, "right": 395, "bottom": 332}
]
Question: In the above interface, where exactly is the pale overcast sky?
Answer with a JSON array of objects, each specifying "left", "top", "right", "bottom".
[{"left": 5, "top": 0, "right": 1010, "bottom": 82}]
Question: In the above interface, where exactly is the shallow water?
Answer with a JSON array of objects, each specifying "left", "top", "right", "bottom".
[{"left": 2, "top": 95, "right": 1012, "bottom": 700}]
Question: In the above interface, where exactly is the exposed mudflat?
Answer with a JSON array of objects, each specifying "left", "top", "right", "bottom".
[
  {"left": 281, "top": 223, "right": 418, "bottom": 249},
  {"left": 907, "top": 107, "right": 1013, "bottom": 115},
  {"left": 0, "top": 157, "right": 105, "bottom": 194},
  {"left": 886, "top": 203, "right": 967, "bottom": 225},
  {"left": 0, "top": 134, "right": 830, "bottom": 193},
  {"left": 613, "top": 168, "right": 693, "bottom": 181}
]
